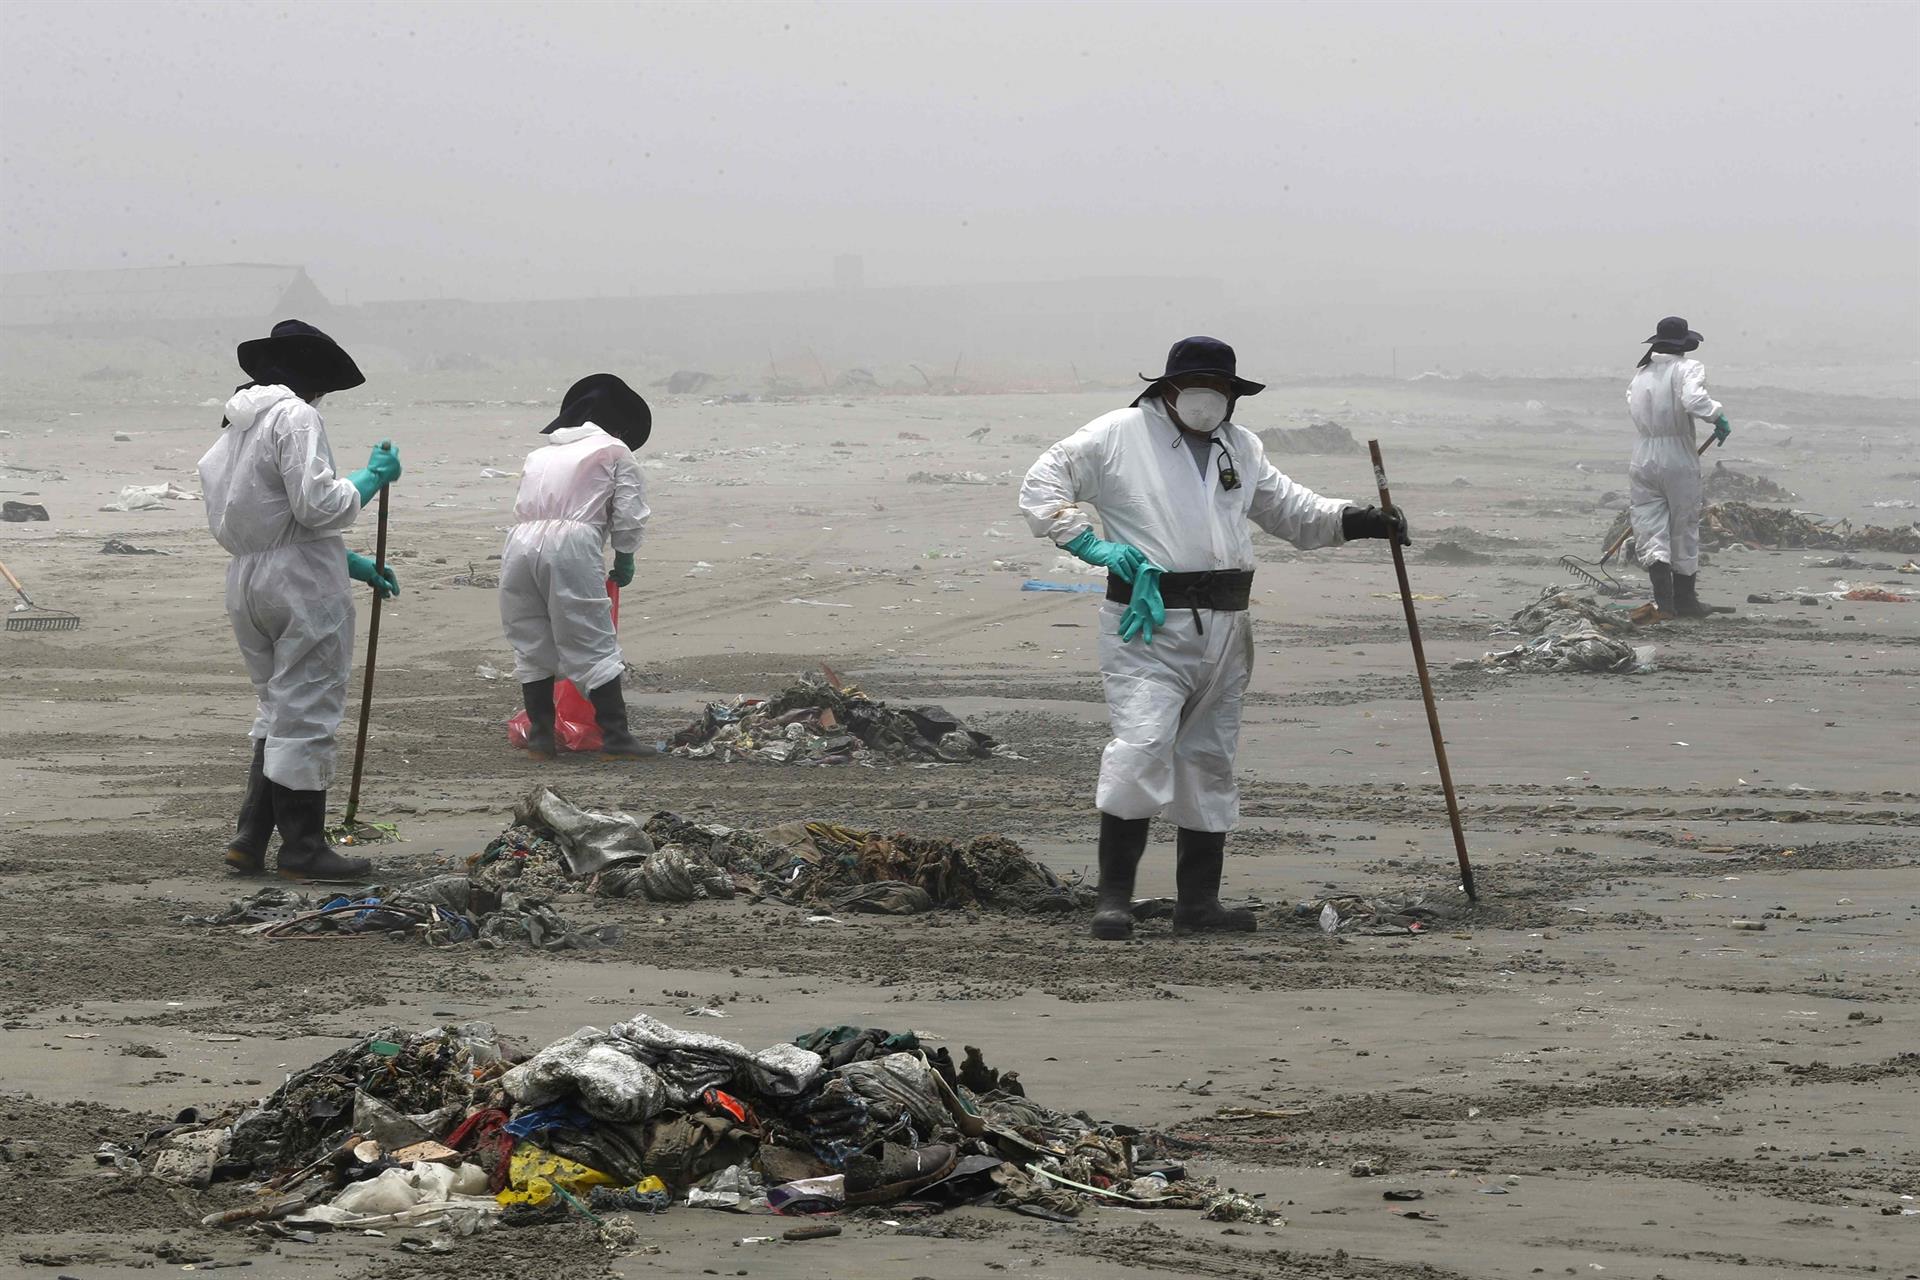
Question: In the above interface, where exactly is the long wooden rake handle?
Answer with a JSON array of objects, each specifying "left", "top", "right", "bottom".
[{"left": 1368, "top": 439, "right": 1477, "bottom": 901}]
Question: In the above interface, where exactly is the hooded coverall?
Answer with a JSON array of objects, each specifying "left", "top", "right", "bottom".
[
  {"left": 1019, "top": 398, "right": 1350, "bottom": 831},
  {"left": 499, "top": 423, "right": 649, "bottom": 692},
  {"left": 1627, "top": 352, "right": 1722, "bottom": 576},
  {"left": 197, "top": 385, "right": 363, "bottom": 791}
]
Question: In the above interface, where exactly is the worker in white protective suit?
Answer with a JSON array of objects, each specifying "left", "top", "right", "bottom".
[
  {"left": 499, "top": 373, "right": 654, "bottom": 758},
  {"left": 198, "top": 320, "right": 402, "bottom": 882},
  {"left": 1020, "top": 336, "right": 1410, "bottom": 941},
  {"left": 1627, "top": 316, "right": 1733, "bottom": 617}
]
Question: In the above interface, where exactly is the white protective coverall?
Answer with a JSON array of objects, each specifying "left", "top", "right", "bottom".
[
  {"left": 499, "top": 423, "right": 649, "bottom": 692},
  {"left": 1627, "top": 352, "right": 1722, "bottom": 576},
  {"left": 197, "top": 385, "right": 363, "bottom": 791},
  {"left": 1019, "top": 398, "right": 1350, "bottom": 830}
]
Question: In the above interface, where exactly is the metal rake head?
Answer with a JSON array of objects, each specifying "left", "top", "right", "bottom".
[
  {"left": 1558, "top": 556, "right": 1631, "bottom": 598},
  {"left": 6, "top": 610, "right": 81, "bottom": 632}
]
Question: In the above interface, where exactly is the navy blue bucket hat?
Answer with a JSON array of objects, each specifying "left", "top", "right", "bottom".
[
  {"left": 1644, "top": 316, "right": 1704, "bottom": 349},
  {"left": 1133, "top": 335, "right": 1266, "bottom": 406}
]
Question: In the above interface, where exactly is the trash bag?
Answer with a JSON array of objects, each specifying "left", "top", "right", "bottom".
[
  {"left": 512, "top": 784, "right": 654, "bottom": 877},
  {"left": 597, "top": 847, "right": 733, "bottom": 902},
  {"left": 506, "top": 582, "right": 619, "bottom": 752}
]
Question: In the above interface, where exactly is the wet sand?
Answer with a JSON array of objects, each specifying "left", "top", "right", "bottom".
[{"left": 2, "top": 372, "right": 1916, "bottom": 1279}]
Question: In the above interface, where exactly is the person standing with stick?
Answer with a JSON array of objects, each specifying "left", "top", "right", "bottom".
[
  {"left": 198, "top": 320, "right": 402, "bottom": 881},
  {"left": 1628, "top": 316, "right": 1733, "bottom": 618},
  {"left": 1019, "top": 337, "right": 1409, "bottom": 941}
]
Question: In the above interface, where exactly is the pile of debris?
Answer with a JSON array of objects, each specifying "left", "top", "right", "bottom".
[
  {"left": 488, "top": 792, "right": 1084, "bottom": 916},
  {"left": 1467, "top": 585, "right": 1651, "bottom": 675},
  {"left": 1294, "top": 889, "right": 1467, "bottom": 936},
  {"left": 1602, "top": 502, "right": 1920, "bottom": 556},
  {"left": 118, "top": 1014, "right": 1249, "bottom": 1243},
  {"left": 1256, "top": 420, "right": 1361, "bottom": 455},
  {"left": 198, "top": 788, "right": 1085, "bottom": 940},
  {"left": 669, "top": 673, "right": 1003, "bottom": 766},
  {"left": 1702, "top": 462, "right": 1794, "bottom": 503}
]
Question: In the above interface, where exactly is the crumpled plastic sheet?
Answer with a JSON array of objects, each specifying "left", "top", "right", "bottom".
[
  {"left": 610, "top": 1013, "right": 824, "bottom": 1105},
  {"left": 1471, "top": 585, "right": 1651, "bottom": 675},
  {"left": 514, "top": 785, "right": 655, "bottom": 876},
  {"left": 501, "top": 1028, "right": 670, "bottom": 1123},
  {"left": 596, "top": 846, "right": 735, "bottom": 903}
]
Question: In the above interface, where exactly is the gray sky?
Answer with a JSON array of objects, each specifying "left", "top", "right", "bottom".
[{"left": 3, "top": 0, "right": 1915, "bottom": 367}]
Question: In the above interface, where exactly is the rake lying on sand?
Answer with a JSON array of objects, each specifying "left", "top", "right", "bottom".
[{"left": 1, "top": 556, "right": 81, "bottom": 631}]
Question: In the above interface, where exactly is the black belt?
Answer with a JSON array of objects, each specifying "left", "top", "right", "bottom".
[{"left": 1106, "top": 569, "right": 1254, "bottom": 633}]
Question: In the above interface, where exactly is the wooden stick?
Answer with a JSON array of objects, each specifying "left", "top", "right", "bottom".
[
  {"left": 343, "top": 483, "right": 389, "bottom": 827},
  {"left": 1367, "top": 440, "right": 1477, "bottom": 901}
]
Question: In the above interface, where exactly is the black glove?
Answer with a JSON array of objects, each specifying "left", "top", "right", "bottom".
[{"left": 1342, "top": 504, "right": 1411, "bottom": 547}]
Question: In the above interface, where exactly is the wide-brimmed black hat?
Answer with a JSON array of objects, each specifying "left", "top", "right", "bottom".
[
  {"left": 543, "top": 373, "right": 652, "bottom": 449},
  {"left": 237, "top": 319, "right": 365, "bottom": 396},
  {"left": 1133, "top": 335, "right": 1265, "bottom": 406},
  {"left": 1643, "top": 316, "right": 1704, "bottom": 348}
]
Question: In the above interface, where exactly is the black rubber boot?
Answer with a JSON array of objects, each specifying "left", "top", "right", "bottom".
[
  {"left": 520, "top": 678, "right": 557, "bottom": 758},
  {"left": 1171, "top": 829, "right": 1257, "bottom": 934},
  {"left": 1672, "top": 572, "right": 1714, "bottom": 618},
  {"left": 1647, "top": 561, "right": 1676, "bottom": 617},
  {"left": 271, "top": 783, "right": 374, "bottom": 883},
  {"left": 224, "top": 739, "right": 273, "bottom": 875},
  {"left": 1090, "top": 812, "right": 1149, "bottom": 941},
  {"left": 586, "top": 679, "right": 654, "bottom": 757}
]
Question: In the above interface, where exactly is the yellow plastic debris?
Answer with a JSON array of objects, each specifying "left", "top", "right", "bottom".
[{"left": 497, "top": 1142, "right": 620, "bottom": 1206}]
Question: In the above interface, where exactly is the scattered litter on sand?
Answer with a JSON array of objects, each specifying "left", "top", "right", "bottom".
[
  {"left": 100, "top": 481, "right": 198, "bottom": 511},
  {"left": 1468, "top": 585, "right": 1651, "bottom": 675},
  {"left": 669, "top": 671, "right": 1003, "bottom": 766},
  {"left": 906, "top": 469, "right": 995, "bottom": 485},
  {"left": 1256, "top": 420, "right": 1361, "bottom": 455},
  {"left": 112, "top": 1013, "right": 1237, "bottom": 1240},
  {"left": 100, "top": 537, "right": 170, "bottom": 555},
  {"left": 1295, "top": 888, "right": 1471, "bottom": 935}
]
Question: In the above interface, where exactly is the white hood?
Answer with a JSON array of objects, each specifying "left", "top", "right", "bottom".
[{"left": 224, "top": 383, "right": 298, "bottom": 432}]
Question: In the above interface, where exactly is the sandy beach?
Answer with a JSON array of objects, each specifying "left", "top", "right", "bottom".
[{"left": 2, "top": 369, "right": 1916, "bottom": 1280}]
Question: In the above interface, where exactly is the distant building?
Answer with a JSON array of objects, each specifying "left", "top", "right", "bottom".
[{"left": 0, "top": 263, "right": 331, "bottom": 333}]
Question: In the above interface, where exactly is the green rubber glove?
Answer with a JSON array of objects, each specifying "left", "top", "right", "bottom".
[
  {"left": 1118, "top": 567, "right": 1166, "bottom": 645},
  {"left": 1711, "top": 414, "right": 1731, "bottom": 446},
  {"left": 1064, "top": 528, "right": 1150, "bottom": 584},
  {"left": 348, "top": 440, "right": 402, "bottom": 505},
  {"left": 347, "top": 552, "right": 400, "bottom": 599},
  {"left": 610, "top": 551, "right": 636, "bottom": 588}
]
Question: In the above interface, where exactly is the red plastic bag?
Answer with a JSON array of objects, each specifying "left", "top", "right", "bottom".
[{"left": 506, "top": 581, "right": 620, "bottom": 753}]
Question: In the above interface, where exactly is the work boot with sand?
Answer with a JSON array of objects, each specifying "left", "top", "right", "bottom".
[
  {"left": 1091, "top": 812, "right": 1148, "bottom": 940},
  {"left": 271, "top": 784, "right": 374, "bottom": 883},
  {"left": 1672, "top": 572, "right": 1715, "bottom": 618},
  {"left": 1646, "top": 561, "right": 1676, "bottom": 618},
  {"left": 587, "top": 679, "right": 655, "bottom": 757},
  {"left": 223, "top": 739, "right": 273, "bottom": 874},
  {"left": 1171, "top": 828, "right": 1256, "bottom": 934},
  {"left": 520, "top": 677, "right": 557, "bottom": 758}
]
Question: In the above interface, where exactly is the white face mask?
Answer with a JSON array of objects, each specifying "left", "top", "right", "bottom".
[{"left": 1169, "top": 387, "right": 1228, "bottom": 433}]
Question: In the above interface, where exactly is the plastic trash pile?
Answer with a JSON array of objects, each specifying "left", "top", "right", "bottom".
[
  {"left": 1603, "top": 502, "right": 1920, "bottom": 556},
  {"left": 491, "top": 787, "right": 1084, "bottom": 916},
  {"left": 124, "top": 1014, "right": 1248, "bottom": 1243},
  {"left": 1702, "top": 462, "right": 1794, "bottom": 503},
  {"left": 1468, "top": 585, "right": 1652, "bottom": 675},
  {"left": 669, "top": 674, "right": 1004, "bottom": 766}
]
